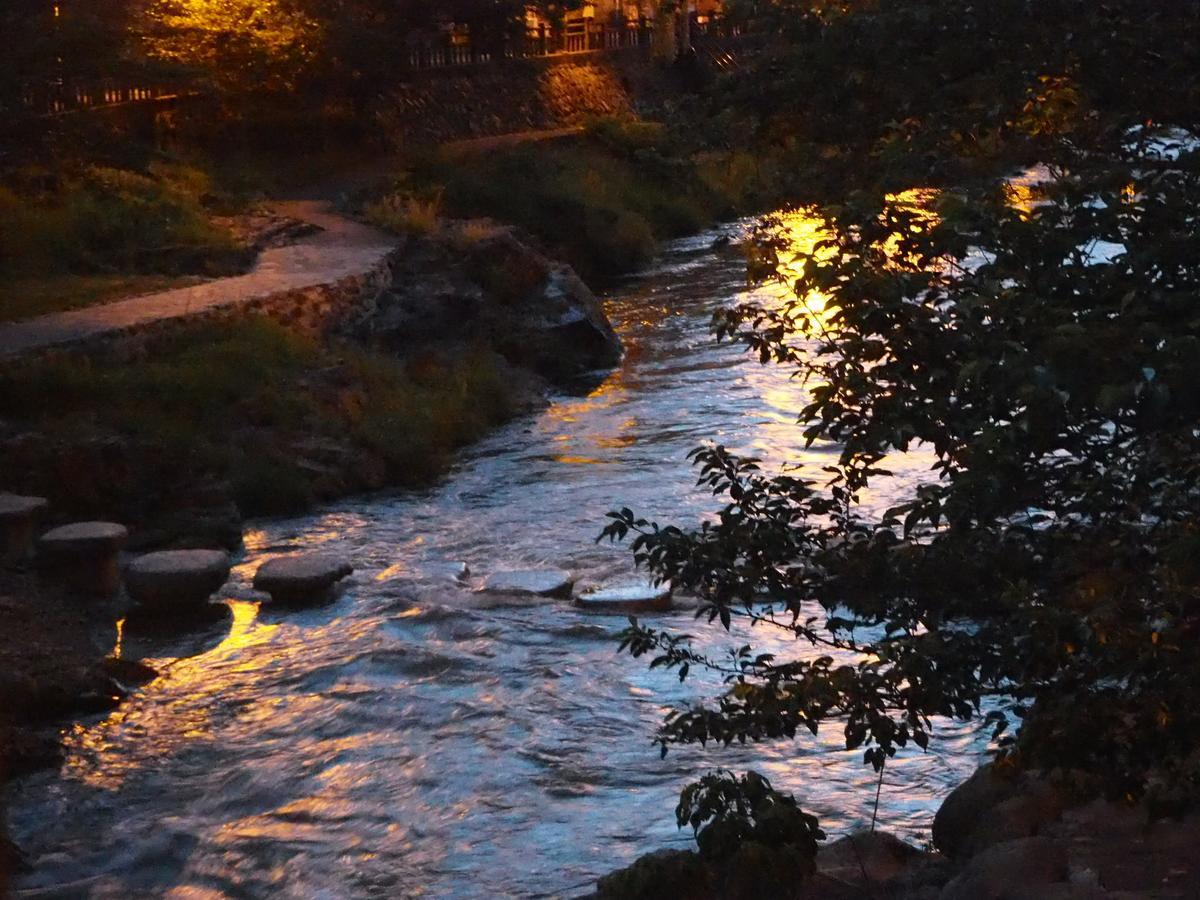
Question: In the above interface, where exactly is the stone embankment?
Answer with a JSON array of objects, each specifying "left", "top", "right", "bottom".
[{"left": 0, "top": 201, "right": 396, "bottom": 362}]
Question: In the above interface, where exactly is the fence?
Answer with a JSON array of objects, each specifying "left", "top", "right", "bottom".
[
  {"left": 405, "top": 18, "right": 657, "bottom": 70},
  {"left": 404, "top": 14, "right": 741, "bottom": 71},
  {"left": 19, "top": 15, "right": 743, "bottom": 116},
  {"left": 20, "top": 80, "right": 185, "bottom": 118}
]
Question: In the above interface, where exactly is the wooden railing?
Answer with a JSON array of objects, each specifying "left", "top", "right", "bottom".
[
  {"left": 19, "top": 15, "right": 745, "bottom": 116},
  {"left": 406, "top": 19, "right": 661, "bottom": 70},
  {"left": 19, "top": 79, "right": 186, "bottom": 117}
]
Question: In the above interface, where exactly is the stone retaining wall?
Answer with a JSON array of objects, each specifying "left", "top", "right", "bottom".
[
  {"left": 376, "top": 49, "right": 685, "bottom": 147},
  {"left": 0, "top": 256, "right": 392, "bottom": 371}
]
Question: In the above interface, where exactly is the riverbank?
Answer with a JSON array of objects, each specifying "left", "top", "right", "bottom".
[
  {"left": 0, "top": 215, "right": 623, "bottom": 883},
  {"left": 356, "top": 116, "right": 787, "bottom": 287}
]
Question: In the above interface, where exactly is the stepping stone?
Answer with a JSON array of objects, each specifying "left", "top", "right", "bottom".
[
  {"left": 576, "top": 579, "right": 673, "bottom": 614},
  {"left": 480, "top": 568, "right": 574, "bottom": 599},
  {"left": 37, "top": 521, "right": 128, "bottom": 597},
  {"left": 253, "top": 553, "right": 353, "bottom": 605},
  {"left": 125, "top": 549, "right": 232, "bottom": 613},
  {"left": 423, "top": 561, "right": 470, "bottom": 582},
  {"left": 0, "top": 493, "right": 49, "bottom": 563}
]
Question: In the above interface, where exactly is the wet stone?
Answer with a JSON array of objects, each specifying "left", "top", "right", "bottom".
[
  {"left": 253, "top": 553, "right": 354, "bottom": 605},
  {"left": 0, "top": 493, "right": 49, "bottom": 563},
  {"left": 576, "top": 578, "right": 672, "bottom": 614},
  {"left": 125, "top": 549, "right": 232, "bottom": 612},
  {"left": 423, "top": 561, "right": 471, "bottom": 582},
  {"left": 480, "top": 568, "right": 574, "bottom": 598},
  {"left": 37, "top": 521, "right": 128, "bottom": 597}
]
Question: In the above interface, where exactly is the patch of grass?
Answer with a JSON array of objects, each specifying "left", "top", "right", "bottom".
[
  {"left": 0, "top": 273, "right": 206, "bottom": 324},
  {"left": 345, "top": 344, "right": 523, "bottom": 482},
  {"left": 0, "top": 320, "right": 526, "bottom": 521},
  {"left": 363, "top": 190, "right": 444, "bottom": 236},
  {"left": 0, "top": 163, "right": 245, "bottom": 277},
  {"left": 0, "top": 161, "right": 252, "bottom": 322},
  {"left": 231, "top": 456, "right": 314, "bottom": 517},
  {"left": 391, "top": 117, "right": 773, "bottom": 284}
]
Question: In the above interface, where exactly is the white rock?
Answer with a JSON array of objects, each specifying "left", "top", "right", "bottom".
[
  {"left": 424, "top": 561, "right": 470, "bottom": 582},
  {"left": 576, "top": 579, "right": 672, "bottom": 614},
  {"left": 480, "top": 568, "right": 574, "bottom": 598}
]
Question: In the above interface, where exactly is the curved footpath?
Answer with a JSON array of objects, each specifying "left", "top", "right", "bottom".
[{"left": 0, "top": 201, "right": 397, "bottom": 359}]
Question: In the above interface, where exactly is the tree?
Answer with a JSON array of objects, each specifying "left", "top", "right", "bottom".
[
  {"left": 1, "top": 0, "right": 142, "bottom": 116},
  {"left": 139, "top": 0, "right": 321, "bottom": 92},
  {"left": 603, "top": 0, "right": 1200, "bottom": 850}
]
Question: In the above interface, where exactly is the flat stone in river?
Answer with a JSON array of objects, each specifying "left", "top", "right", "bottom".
[
  {"left": 0, "top": 493, "right": 49, "bottom": 562},
  {"left": 423, "top": 561, "right": 471, "bottom": 582},
  {"left": 576, "top": 579, "right": 672, "bottom": 614},
  {"left": 480, "top": 568, "right": 574, "bottom": 598},
  {"left": 37, "top": 521, "right": 128, "bottom": 596},
  {"left": 126, "top": 549, "right": 232, "bottom": 612},
  {"left": 253, "top": 553, "right": 354, "bottom": 605}
]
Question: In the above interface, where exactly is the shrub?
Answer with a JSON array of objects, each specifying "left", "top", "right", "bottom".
[
  {"left": 0, "top": 163, "right": 244, "bottom": 280},
  {"left": 231, "top": 456, "right": 313, "bottom": 517},
  {"left": 364, "top": 189, "right": 444, "bottom": 236},
  {"left": 395, "top": 129, "right": 751, "bottom": 283},
  {"left": 678, "top": 770, "right": 824, "bottom": 864},
  {"left": 349, "top": 345, "right": 520, "bottom": 482}
]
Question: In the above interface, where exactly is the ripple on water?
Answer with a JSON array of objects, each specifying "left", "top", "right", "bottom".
[{"left": 7, "top": 217, "right": 987, "bottom": 898}]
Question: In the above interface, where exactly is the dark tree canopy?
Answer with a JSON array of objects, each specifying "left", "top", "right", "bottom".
[{"left": 603, "top": 0, "right": 1200, "bottom": 854}]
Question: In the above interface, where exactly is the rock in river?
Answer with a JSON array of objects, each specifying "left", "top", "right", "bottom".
[
  {"left": 423, "top": 561, "right": 471, "bottom": 582},
  {"left": 0, "top": 492, "right": 48, "bottom": 563},
  {"left": 350, "top": 227, "right": 621, "bottom": 383},
  {"left": 37, "top": 521, "right": 128, "bottom": 597},
  {"left": 480, "top": 568, "right": 574, "bottom": 598},
  {"left": 253, "top": 553, "right": 354, "bottom": 605},
  {"left": 125, "top": 549, "right": 232, "bottom": 612},
  {"left": 576, "top": 579, "right": 672, "bottom": 614}
]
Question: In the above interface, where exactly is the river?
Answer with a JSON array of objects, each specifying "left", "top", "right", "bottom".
[{"left": 6, "top": 217, "right": 989, "bottom": 898}]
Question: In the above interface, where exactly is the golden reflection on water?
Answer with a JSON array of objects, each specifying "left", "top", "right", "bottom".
[
  {"left": 375, "top": 562, "right": 407, "bottom": 582},
  {"left": 543, "top": 372, "right": 635, "bottom": 464},
  {"left": 65, "top": 600, "right": 275, "bottom": 790}
]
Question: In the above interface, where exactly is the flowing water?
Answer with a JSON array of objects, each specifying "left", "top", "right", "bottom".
[{"left": 6, "top": 218, "right": 990, "bottom": 898}]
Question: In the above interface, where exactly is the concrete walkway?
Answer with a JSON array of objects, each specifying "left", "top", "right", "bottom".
[
  {"left": 0, "top": 124, "right": 587, "bottom": 360},
  {"left": 0, "top": 201, "right": 396, "bottom": 359}
]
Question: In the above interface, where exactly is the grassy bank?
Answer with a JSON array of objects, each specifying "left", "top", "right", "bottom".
[
  {"left": 0, "top": 161, "right": 257, "bottom": 323},
  {"left": 0, "top": 319, "right": 530, "bottom": 526},
  {"left": 367, "top": 117, "right": 786, "bottom": 285}
]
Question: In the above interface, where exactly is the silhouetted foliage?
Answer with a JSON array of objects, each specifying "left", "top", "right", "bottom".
[{"left": 604, "top": 0, "right": 1200, "bottom": 838}]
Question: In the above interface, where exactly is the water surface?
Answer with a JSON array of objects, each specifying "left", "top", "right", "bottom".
[{"left": 7, "top": 219, "right": 988, "bottom": 898}]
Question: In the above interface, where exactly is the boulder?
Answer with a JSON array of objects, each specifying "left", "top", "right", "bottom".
[
  {"left": 37, "top": 521, "right": 128, "bottom": 597},
  {"left": 596, "top": 849, "right": 714, "bottom": 900},
  {"left": 576, "top": 578, "right": 672, "bottom": 614},
  {"left": 480, "top": 568, "right": 574, "bottom": 598},
  {"left": 817, "top": 830, "right": 931, "bottom": 887},
  {"left": 352, "top": 228, "right": 621, "bottom": 383},
  {"left": 253, "top": 553, "right": 353, "bottom": 605},
  {"left": 933, "top": 764, "right": 1062, "bottom": 858},
  {"left": 939, "top": 837, "right": 1069, "bottom": 900},
  {"left": 125, "top": 549, "right": 232, "bottom": 612},
  {"left": 0, "top": 493, "right": 48, "bottom": 563}
]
